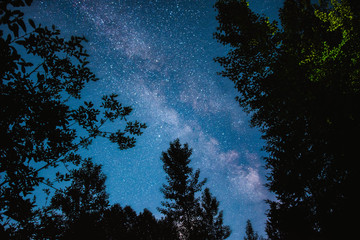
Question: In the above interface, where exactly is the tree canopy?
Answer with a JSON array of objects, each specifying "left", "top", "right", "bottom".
[
  {"left": 0, "top": 0, "right": 146, "bottom": 232},
  {"left": 159, "top": 139, "right": 231, "bottom": 240},
  {"left": 200, "top": 188, "right": 231, "bottom": 240},
  {"left": 36, "top": 160, "right": 109, "bottom": 239},
  {"left": 32, "top": 161, "right": 176, "bottom": 240},
  {"left": 214, "top": 0, "right": 359, "bottom": 239},
  {"left": 244, "top": 219, "right": 262, "bottom": 240}
]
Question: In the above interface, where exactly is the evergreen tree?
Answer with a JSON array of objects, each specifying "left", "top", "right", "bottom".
[
  {"left": 159, "top": 139, "right": 231, "bottom": 240},
  {"left": 199, "top": 188, "right": 231, "bottom": 240},
  {"left": 244, "top": 220, "right": 259, "bottom": 240},
  {"left": 158, "top": 139, "right": 206, "bottom": 240}
]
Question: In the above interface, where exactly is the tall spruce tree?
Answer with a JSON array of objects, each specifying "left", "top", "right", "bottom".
[
  {"left": 158, "top": 139, "right": 206, "bottom": 240},
  {"left": 244, "top": 220, "right": 259, "bottom": 240},
  {"left": 159, "top": 139, "right": 230, "bottom": 240},
  {"left": 214, "top": 0, "right": 359, "bottom": 239},
  {"left": 199, "top": 188, "right": 231, "bottom": 240}
]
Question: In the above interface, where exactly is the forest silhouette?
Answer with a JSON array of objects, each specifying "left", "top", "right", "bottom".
[
  {"left": 1, "top": 0, "right": 358, "bottom": 239},
  {"left": 215, "top": 0, "right": 358, "bottom": 239}
]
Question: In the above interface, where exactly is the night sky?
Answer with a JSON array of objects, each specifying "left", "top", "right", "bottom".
[{"left": 25, "top": 0, "right": 283, "bottom": 239}]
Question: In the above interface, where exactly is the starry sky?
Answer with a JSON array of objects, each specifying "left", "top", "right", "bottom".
[{"left": 25, "top": 0, "right": 283, "bottom": 239}]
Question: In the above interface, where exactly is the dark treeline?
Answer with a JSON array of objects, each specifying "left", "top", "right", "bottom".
[
  {"left": 29, "top": 139, "right": 229, "bottom": 240},
  {"left": 6, "top": 159, "right": 176, "bottom": 239},
  {"left": 215, "top": 0, "right": 359, "bottom": 239},
  {"left": 2, "top": 140, "right": 231, "bottom": 240}
]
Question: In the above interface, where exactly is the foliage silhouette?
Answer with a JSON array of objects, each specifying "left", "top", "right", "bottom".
[
  {"left": 198, "top": 188, "right": 231, "bottom": 240},
  {"left": 34, "top": 160, "right": 108, "bottom": 239},
  {"left": 159, "top": 139, "right": 230, "bottom": 240},
  {"left": 34, "top": 161, "right": 178, "bottom": 240},
  {"left": 243, "top": 219, "right": 262, "bottom": 240},
  {"left": 0, "top": 0, "right": 146, "bottom": 232},
  {"left": 214, "top": 0, "right": 360, "bottom": 239}
]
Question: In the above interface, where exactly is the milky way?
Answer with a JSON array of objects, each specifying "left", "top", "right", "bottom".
[{"left": 28, "top": 0, "right": 283, "bottom": 238}]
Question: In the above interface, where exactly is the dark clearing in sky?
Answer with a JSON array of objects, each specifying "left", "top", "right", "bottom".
[{"left": 23, "top": 0, "right": 283, "bottom": 239}]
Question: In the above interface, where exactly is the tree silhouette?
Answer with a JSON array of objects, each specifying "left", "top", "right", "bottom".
[
  {"left": 37, "top": 162, "right": 175, "bottom": 240},
  {"left": 0, "top": 0, "right": 146, "bottom": 231},
  {"left": 158, "top": 139, "right": 206, "bottom": 239},
  {"left": 214, "top": 0, "right": 359, "bottom": 239},
  {"left": 102, "top": 204, "right": 177, "bottom": 240},
  {"left": 244, "top": 220, "right": 260, "bottom": 240},
  {"left": 155, "top": 217, "right": 179, "bottom": 240},
  {"left": 36, "top": 160, "right": 108, "bottom": 239},
  {"left": 135, "top": 208, "right": 178, "bottom": 240},
  {"left": 102, "top": 204, "right": 139, "bottom": 239},
  {"left": 135, "top": 208, "right": 162, "bottom": 239},
  {"left": 159, "top": 139, "right": 230, "bottom": 240},
  {"left": 199, "top": 188, "right": 231, "bottom": 240},
  {"left": 37, "top": 174, "right": 177, "bottom": 240}
]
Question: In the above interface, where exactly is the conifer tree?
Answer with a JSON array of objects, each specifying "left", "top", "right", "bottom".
[
  {"left": 158, "top": 139, "right": 206, "bottom": 239},
  {"left": 159, "top": 139, "right": 231, "bottom": 240},
  {"left": 244, "top": 219, "right": 259, "bottom": 240},
  {"left": 199, "top": 188, "right": 231, "bottom": 240}
]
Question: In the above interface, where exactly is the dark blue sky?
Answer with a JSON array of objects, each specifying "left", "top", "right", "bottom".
[{"left": 26, "top": 0, "right": 283, "bottom": 238}]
